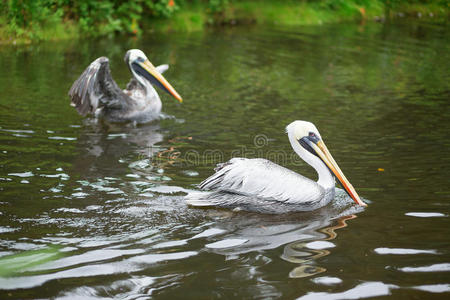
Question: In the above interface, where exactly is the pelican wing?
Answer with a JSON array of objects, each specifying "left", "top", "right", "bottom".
[
  {"left": 155, "top": 64, "right": 169, "bottom": 74},
  {"left": 198, "top": 158, "right": 324, "bottom": 204},
  {"left": 69, "top": 57, "right": 126, "bottom": 116}
]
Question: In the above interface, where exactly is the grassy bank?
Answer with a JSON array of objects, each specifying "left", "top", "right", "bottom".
[{"left": 0, "top": 0, "right": 448, "bottom": 45}]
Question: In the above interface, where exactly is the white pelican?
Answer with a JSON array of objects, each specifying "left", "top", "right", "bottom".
[
  {"left": 69, "top": 49, "right": 182, "bottom": 124},
  {"left": 187, "top": 121, "right": 366, "bottom": 211}
]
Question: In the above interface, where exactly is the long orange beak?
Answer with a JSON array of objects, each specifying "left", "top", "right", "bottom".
[
  {"left": 311, "top": 140, "right": 367, "bottom": 206},
  {"left": 138, "top": 59, "right": 183, "bottom": 102}
]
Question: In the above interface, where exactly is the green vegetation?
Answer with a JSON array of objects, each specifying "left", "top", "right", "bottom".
[{"left": 0, "top": 0, "right": 448, "bottom": 44}]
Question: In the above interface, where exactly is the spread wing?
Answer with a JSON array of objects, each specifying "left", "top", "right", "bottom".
[
  {"left": 156, "top": 64, "right": 169, "bottom": 74},
  {"left": 198, "top": 158, "right": 324, "bottom": 204},
  {"left": 68, "top": 57, "right": 126, "bottom": 116}
]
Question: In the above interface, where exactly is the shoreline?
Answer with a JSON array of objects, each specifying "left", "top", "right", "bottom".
[{"left": 0, "top": 1, "right": 447, "bottom": 45}]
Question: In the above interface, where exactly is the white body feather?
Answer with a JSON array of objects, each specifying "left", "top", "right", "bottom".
[{"left": 187, "top": 121, "right": 339, "bottom": 211}]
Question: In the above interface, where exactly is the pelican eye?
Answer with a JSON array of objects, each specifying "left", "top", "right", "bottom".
[
  {"left": 307, "top": 132, "right": 320, "bottom": 144},
  {"left": 135, "top": 57, "right": 145, "bottom": 63}
]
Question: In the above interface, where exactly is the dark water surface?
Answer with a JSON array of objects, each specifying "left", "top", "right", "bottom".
[{"left": 0, "top": 21, "right": 449, "bottom": 299}]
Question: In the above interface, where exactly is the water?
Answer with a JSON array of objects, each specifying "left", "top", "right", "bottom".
[{"left": 0, "top": 21, "right": 449, "bottom": 299}]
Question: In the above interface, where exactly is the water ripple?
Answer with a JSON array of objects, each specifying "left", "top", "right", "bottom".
[
  {"left": 399, "top": 263, "right": 450, "bottom": 273},
  {"left": 0, "top": 251, "right": 198, "bottom": 290},
  {"left": 374, "top": 248, "right": 438, "bottom": 255},
  {"left": 412, "top": 284, "right": 450, "bottom": 293},
  {"left": 405, "top": 212, "right": 446, "bottom": 218},
  {"left": 312, "top": 276, "right": 343, "bottom": 285},
  {"left": 297, "top": 282, "right": 398, "bottom": 300}
]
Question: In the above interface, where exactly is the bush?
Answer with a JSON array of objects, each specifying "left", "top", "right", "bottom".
[{"left": 2, "top": 0, "right": 182, "bottom": 39}]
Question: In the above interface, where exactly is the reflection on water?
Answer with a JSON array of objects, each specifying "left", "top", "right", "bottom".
[
  {"left": 1, "top": 21, "right": 449, "bottom": 299},
  {"left": 284, "top": 215, "right": 357, "bottom": 278},
  {"left": 298, "top": 281, "right": 398, "bottom": 300}
]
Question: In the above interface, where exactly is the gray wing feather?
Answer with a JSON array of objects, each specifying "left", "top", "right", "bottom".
[
  {"left": 69, "top": 57, "right": 126, "bottom": 116},
  {"left": 199, "top": 158, "right": 324, "bottom": 204}
]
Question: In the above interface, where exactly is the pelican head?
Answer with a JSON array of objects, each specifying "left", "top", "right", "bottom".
[
  {"left": 124, "top": 49, "right": 182, "bottom": 102},
  {"left": 287, "top": 120, "right": 366, "bottom": 206}
]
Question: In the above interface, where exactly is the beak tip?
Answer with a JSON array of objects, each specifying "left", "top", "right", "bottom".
[{"left": 356, "top": 198, "right": 368, "bottom": 207}]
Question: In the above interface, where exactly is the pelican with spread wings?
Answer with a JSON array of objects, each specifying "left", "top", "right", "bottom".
[{"left": 69, "top": 49, "right": 182, "bottom": 124}]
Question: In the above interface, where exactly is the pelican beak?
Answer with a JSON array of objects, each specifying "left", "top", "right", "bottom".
[
  {"left": 310, "top": 140, "right": 367, "bottom": 207},
  {"left": 134, "top": 59, "right": 183, "bottom": 103}
]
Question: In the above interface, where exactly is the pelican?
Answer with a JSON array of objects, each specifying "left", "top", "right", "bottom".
[
  {"left": 187, "top": 120, "right": 367, "bottom": 211},
  {"left": 68, "top": 49, "right": 182, "bottom": 124}
]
